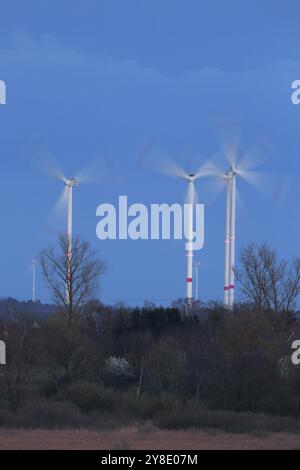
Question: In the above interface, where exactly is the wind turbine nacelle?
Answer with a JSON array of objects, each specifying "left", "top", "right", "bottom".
[
  {"left": 64, "top": 177, "right": 78, "bottom": 187},
  {"left": 230, "top": 165, "right": 238, "bottom": 176},
  {"left": 188, "top": 173, "right": 195, "bottom": 182}
]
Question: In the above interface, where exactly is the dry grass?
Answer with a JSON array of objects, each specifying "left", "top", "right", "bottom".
[{"left": 0, "top": 427, "right": 299, "bottom": 450}]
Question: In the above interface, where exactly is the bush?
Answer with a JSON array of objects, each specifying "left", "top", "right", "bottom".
[
  {"left": 157, "top": 407, "right": 300, "bottom": 434},
  {"left": 103, "top": 357, "right": 135, "bottom": 388},
  {"left": 13, "top": 400, "right": 86, "bottom": 429},
  {"left": 59, "top": 381, "right": 117, "bottom": 413},
  {"left": 122, "top": 391, "right": 180, "bottom": 419},
  {"left": 0, "top": 408, "right": 13, "bottom": 426}
]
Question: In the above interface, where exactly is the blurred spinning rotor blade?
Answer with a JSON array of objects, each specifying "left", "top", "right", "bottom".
[
  {"left": 194, "top": 160, "right": 221, "bottom": 180},
  {"left": 46, "top": 186, "right": 68, "bottom": 228},
  {"left": 199, "top": 173, "right": 227, "bottom": 206},
  {"left": 217, "top": 126, "right": 240, "bottom": 166},
  {"left": 238, "top": 145, "right": 268, "bottom": 172},
  {"left": 32, "top": 148, "right": 66, "bottom": 182},
  {"left": 224, "top": 141, "right": 239, "bottom": 167},
  {"left": 238, "top": 170, "right": 277, "bottom": 198},
  {"left": 75, "top": 156, "right": 114, "bottom": 184},
  {"left": 138, "top": 142, "right": 187, "bottom": 179}
]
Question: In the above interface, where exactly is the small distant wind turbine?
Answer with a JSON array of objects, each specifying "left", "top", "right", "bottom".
[
  {"left": 32, "top": 258, "right": 37, "bottom": 302},
  {"left": 140, "top": 144, "right": 216, "bottom": 304},
  {"left": 193, "top": 261, "right": 201, "bottom": 301}
]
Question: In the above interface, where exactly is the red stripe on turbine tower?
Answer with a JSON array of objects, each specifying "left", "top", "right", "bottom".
[{"left": 186, "top": 278, "right": 192, "bottom": 282}]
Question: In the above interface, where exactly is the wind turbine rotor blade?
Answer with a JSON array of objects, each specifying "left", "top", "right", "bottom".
[
  {"left": 47, "top": 160, "right": 66, "bottom": 182},
  {"left": 138, "top": 142, "right": 187, "bottom": 179},
  {"left": 193, "top": 156, "right": 227, "bottom": 205},
  {"left": 238, "top": 170, "right": 277, "bottom": 198},
  {"left": 199, "top": 174, "right": 227, "bottom": 206},
  {"left": 75, "top": 156, "right": 114, "bottom": 184},
  {"left": 46, "top": 186, "right": 68, "bottom": 228},
  {"left": 183, "top": 150, "right": 204, "bottom": 174},
  {"left": 194, "top": 160, "right": 221, "bottom": 180},
  {"left": 32, "top": 150, "right": 66, "bottom": 182},
  {"left": 224, "top": 142, "right": 239, "bottom": 166},
  {"left": 270, "top": 174, "right": 289, "bottom": 206},
  {"left": 217, "top": 126, "right": 240, "bottom": 166},
  {"left": 238, "top": 145, "right": 268, "bottom": 172}
]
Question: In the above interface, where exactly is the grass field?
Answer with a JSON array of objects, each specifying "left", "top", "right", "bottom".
[{"left": 0, "top": 427, "right": 299, "bottom": 450}]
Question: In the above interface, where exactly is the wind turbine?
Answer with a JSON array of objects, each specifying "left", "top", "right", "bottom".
[
  {"left": 193, "top": 261, "right": 201, "bottom": 301},
  {"left": 40, "top": 154, "right": 110, "bottom": 304},
  {"left": 223, "top": 172, "right": 231, "bottom": 306},
  {"left": 229, "top": 164, "right": 237, "bottom": 308},
  {"left": 32, "top": 258, "right": 37, "bottom": 302},
  {"left": 139, "top": 144, "right": 216, "bottom": 304},
  {"left": 44, "top": 172, "right": 79, "bottom": 303},
  {"left": 217, "top": 140, "right": 274, "bottom": 309},
  {"left": 186, "top": 172, "right": 196, "bottom": 303},
  {"left": 64, "top": 176, "right": 78, "bottom": 303}
]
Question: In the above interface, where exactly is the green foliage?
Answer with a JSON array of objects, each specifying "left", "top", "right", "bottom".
[
  {"left": 13, "top": 400, "right": 86, "bottom": 429},
  {"left": 121, "top": 390, "right": 180, "bottom": 419},
  {"left": 146, "top": 337, "right": 187, "bottom": 395},
  {"left": 59, "top": 381, "right": 117, "bottom": 413},
  {"left": 158, "top": 407, "right": 300, "bottom": 433}
]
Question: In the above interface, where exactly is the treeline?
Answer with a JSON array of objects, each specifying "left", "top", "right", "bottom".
[
  {"left": 0, "top": 298, "right": 55, "bottom": 322},
  {"left": 1, "top": 240, "right": 300, "bottom": 431},
  {"left": 0, "top": 300, "right": 300, "bottom": 430}
]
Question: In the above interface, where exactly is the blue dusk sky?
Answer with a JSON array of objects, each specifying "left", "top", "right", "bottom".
[{"left": 0, "top": 0, "right": 299, "bottom": 305}]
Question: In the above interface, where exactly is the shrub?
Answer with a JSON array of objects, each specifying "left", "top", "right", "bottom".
[
  {"left": 59, "top": 381, "right": 117, "bottom": 413},
  {"left": 122, "top": 391, "right": 180, "bottom": 419},
  {"left": 13, "top": 400, "right": 86, "bottom": 429},
  {"left": 103, "top": 357, "right": 135, "bottom": 388},
  {"left": 157, "top": 407, "right": 300, "bottom": 434},
  {"left": 0, "top": 408, "right": 13, "bottom": 426}
]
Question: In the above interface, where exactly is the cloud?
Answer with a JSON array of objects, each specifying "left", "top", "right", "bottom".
[
  {"left": 1, "top": 31, "right": 299, "bottom": 159},
  {"left": 1, "top": 31, "right": 299, "bottom": 90}
]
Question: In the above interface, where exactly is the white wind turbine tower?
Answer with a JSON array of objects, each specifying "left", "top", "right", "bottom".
[
  {"left": 193, "top": 261, "right": 201, "bottom": 301},
  {"left": 140, "top": 144, "right": 216, "bottom": 304},
  {"left": 32, "top": 258, "right": 37, "bottom": 302},
  {"left": 64, "top": 176, "right": 78, "bottom": 303},
  {"left": 229, "top": 164, "right": 237, "bottom": 308},
  {"left": 186, "top": 173, "right": 196, "bottom": 302},
  {"left": 218, "top": 140, "right": 273, "bottom": 309},
  {"left": 223, "top": 172, "right": 231, "bottom": 306}
]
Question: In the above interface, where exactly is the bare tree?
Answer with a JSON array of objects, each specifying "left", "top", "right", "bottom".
[
  {"left": 236, "top": 243, "right": 300, "bottom": 313},
  {"left": 40, "top": 235, "right": 106, "bottom": 328}
]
